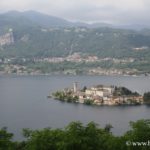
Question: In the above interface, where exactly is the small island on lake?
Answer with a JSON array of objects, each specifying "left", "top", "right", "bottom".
[{"left": 49, "top": 82, "right": 150, "bottom": 106}]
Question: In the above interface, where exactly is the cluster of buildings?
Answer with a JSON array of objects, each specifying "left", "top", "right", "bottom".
[
  {"left": 33, "top": 53, "right": 135, "bottom": 65},
  {"left": 70, "top": 82, "right": 143, "bottom": 105},
  {"left": 133, "top": 46, "right": 148, "bottom": 51},
  {"left": 34, "top": 53, "right": 98, "bottom": 63},
  {"left": 88, "top": 67, "right": 138, "bottom": 76}
]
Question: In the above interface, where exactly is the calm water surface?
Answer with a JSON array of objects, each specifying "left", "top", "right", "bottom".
[{"left": 0, "top": 75, "right": 150, "bottom": 140}]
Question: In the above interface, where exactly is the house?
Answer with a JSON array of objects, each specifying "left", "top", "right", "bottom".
[
  {"left": 85, "top": 85, "right": 114, "bottom": 97},
  {"left": 91, "top": 85, "right": 114, "bottom": 94}
]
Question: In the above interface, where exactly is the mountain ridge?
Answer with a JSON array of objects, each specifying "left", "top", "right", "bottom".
[{"left": 0, "top": 10, "right": 149, "bottom": 30}]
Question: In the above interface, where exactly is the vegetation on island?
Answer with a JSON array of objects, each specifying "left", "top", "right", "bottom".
[
  {"left": 0, "top": 119, "right": 150, "bottom": 150},
  {"left": 113, "top": 87, "right": 140, "bottom": 96},
  {"left": 143, "top": 92, "right": 150, "bottom": 103},
  {"left": 52, "top": 91, "right": 96, "bottom": 105},
  {"left": 52, "top": 91, "right": 78, "bottom": 103},
  {"left": 84, "top": 99, "right": 94, "bottom": 105}
]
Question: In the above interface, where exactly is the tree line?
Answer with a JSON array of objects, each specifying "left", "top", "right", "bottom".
[{"left": 0, "top": 119, "right": 150, "bottom": 150}]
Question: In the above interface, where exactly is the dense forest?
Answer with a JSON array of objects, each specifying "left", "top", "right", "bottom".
[{"left": 1, "top": 119, "right": 150, "bottom": 150}]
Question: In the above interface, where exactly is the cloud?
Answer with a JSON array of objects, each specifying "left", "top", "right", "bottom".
[{"left": 0, "top": 0, "right": 150, "bottom": 25}]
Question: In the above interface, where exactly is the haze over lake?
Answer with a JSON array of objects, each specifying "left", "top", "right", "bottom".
[{"left": 0, "top": 75, "right": 150, "bottom": 140}]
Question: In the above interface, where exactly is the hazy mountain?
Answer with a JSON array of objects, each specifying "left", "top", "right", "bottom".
[
  {"left": 0, "top": 10, "right": 150, "bottom": 60},
  {"left": 0, "top": 10, "right": 113, "bottom": 29},
  {"left": 0, "top": 10, "right": 71, "bottom": 29},
  {"left": 17, "top": 10, "right": 73, "bottom": 27},
  {"left": 115, "top": 24, "right": 150, "bottom": 31},
  {"left": 0, "top": 10, "right": 149, "bottom": 30}
]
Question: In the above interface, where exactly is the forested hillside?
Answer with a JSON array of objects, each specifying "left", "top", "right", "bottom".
[{"left": 0, "top": 11, "right": 150, "bottom": 59}]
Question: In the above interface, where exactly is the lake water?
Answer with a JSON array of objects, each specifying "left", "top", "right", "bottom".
[{"left": 0, "top": 75, "right": 150, "bottom": 140}]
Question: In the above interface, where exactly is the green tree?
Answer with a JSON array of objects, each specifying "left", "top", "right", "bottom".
[
  {"left": 81, "top": 86, "right": 87, "bottom": 92},
  {"left": 143, "top": 92, "right": 150, "bottom": 103},
  {"left": 22, "top": 128, "right": 65, "bottom": 150},
  {"left": 1, "top": 120, "right": 150, "bottom": 150},
  {"left": 0, "top": 127, "right": 14, "bottom": 150},
  {"left": 124, "top": 119, "right": 150, "bottom": 150},
  {"left": 84, "top": 99, "right": 93, "bottom": 105},
  {"left": 104, "top": 124, "right": 113, "bottom": 133}
]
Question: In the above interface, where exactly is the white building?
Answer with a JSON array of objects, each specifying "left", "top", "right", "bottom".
[{"left": 85, "top": 85, "right": 114, "bottom": 97}]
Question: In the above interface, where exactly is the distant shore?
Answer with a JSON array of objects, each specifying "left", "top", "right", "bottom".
[{"left": 0, "top": 71, "right": 149, "bottom": 77}]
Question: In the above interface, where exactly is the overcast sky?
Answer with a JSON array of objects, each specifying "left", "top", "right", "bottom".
[{"left": 1, "top": 0, "right": 150, "bottom": 25}]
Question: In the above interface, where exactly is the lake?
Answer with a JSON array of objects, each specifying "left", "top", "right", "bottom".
[{"left": 0, "top": 75, "right": 150, "bottom": 140}]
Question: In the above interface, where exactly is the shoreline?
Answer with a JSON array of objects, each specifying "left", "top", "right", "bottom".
[
  {"left": 0, "top": 72, "right": 149, "bottom": 77},
  {"left": 49, "top": 97, "right": 146, "bottom": 106}
]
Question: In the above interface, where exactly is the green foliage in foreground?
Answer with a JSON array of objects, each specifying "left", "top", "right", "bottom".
[{"left": 0, "top": 120, "right": 150, "bottom": 150}]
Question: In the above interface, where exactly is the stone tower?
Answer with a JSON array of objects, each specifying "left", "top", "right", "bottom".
[{"left": 73, "top": 82, "right": 78, "bottom": 93}]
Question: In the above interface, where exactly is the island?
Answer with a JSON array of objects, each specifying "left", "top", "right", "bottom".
[{"left": 50, "top": 82, "right": 144, "bottom": 106}]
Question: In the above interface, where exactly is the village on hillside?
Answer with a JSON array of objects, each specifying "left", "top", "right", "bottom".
[{"left": 51, "top": 82, "right": 143, "bottom": 106}]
